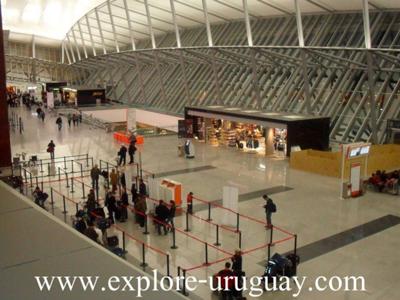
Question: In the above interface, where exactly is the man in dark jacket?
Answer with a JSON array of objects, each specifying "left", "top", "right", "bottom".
[
  {"left": 139, "top": 179, "right": 146, "bottom": 196},
  {"left": 90, "top": 165, "right": 101, "bottom": 193},
  {"left": 128, "top": 142, "right": 136, "bottom": 164},
  {"left": 263, "top": 194, "right": 276, "bottom": 229},
  {"left": 118, "top": 145, "right": 127, "bottom": 166},
  {"left": 47, "top": 140, "right": 55, "bottom": 159},
  {"left": 155, "top": 200, "right": 170, "bottom": 235}
]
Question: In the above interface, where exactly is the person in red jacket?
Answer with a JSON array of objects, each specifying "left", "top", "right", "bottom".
[{"left": 216, "top": 262, "right": 235, "bottom": 299}]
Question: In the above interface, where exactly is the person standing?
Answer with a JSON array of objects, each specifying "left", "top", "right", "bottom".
[
  {"left": 187, "top": 192, "right": 194, "bottom": 214},
  {"left": 231, "top": 249, "right": 243, "bottom": 273},
  {"left": 109, "top": 168, "right": 119, "bottom": 193},
  {"left": 90, "top": 165, "right": 101, "bottom": 194},
  {"left": 155, "top": 200, "right": 169, "bottom": 235},
  {"left": 105, "top": 190, "right": 117, "bottom": 224},
  {"left": 47, "top": 140, "right": 55, "bottom": 159},
  {"left": 67, "top": 113, "right": 72, "bottom": 128},
  {"left": 263, "top": 194, "right": 277, "bottom": 229},
  {"left": 134, "top": 196, "right": 147, "bottom": 227},
  {"left": 56, "top": 116, "right": 62, "bottom": 131},
  {"left": 118, "top": 145, "right": 127, "bottom": 166},
  {"left": 139, "top": 179, "right": 147, "bottom": 196},
  {"left": 128, "top": 142, "right": 137, "bottom": 164},
  {"left": 72, "top": 114, "right": 78, "bottom": 126},
  {"left": 131, "top": 183, "right": 138, "bottom": 204},
  {"left": 40, "top": 110, "right": 45, "bottom": 122}
]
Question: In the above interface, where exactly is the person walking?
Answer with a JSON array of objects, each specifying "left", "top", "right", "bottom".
[
  {"left": 263, "top": 194, "right": 277, "bottom": 229},
  {"left": 187, "top": 192, "right": 194, "bottom": 214},
  {"left": 90, "top": 165, "right": 101, "bottom": 195},
  {"left": 56, "top": 116, "right": 62, "bottom": 131},
  {"left": 118, "top": 145, "right": 127, "bottom": 166},
  {"left": 67, "top": 113, "right": 72, "bottom": 128},
  {"left": 72, "top": 114, "right": 78, "bottom": 126},
  {"left": 47, "top": 140, "right": 55, "bottom": 159},
  {"left": 128, "top": 142, "right": 137, "bottom": 164},
  {"left": 109, "top": 168, "right": 119, "bottom": 193},
  {"left": 40, "top": 110, "right": 45, "bottom": 122}
]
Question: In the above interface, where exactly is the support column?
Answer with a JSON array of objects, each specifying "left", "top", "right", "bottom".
[
  {"left": 367, "top": 51, "right": 377, "bottom": 144},
  {"left": 0, "top": 5, "right": 12, "bottom": 169},
  {"left": 265, "top": 128, "right": 275, "bottom": 156},
  {"left": 301, "top": 49, "right": 311, "bottom": 114}
]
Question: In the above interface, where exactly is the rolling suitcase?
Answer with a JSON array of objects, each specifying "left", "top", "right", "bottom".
[{"left": 107, "top": 236, "right": 119, "bottom": 247}]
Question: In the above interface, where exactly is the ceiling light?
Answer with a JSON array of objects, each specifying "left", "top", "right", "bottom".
[{"left": 3, "top": 8, "right": 20, "bottom": 21}]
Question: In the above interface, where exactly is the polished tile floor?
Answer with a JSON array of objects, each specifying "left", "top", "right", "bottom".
[{"left": 9, "top": 106, "right": 400, "bottom": 299}]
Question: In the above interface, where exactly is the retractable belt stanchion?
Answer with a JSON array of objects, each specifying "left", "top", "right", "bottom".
[
  {"left": 70, "top": 177, "right": 74, "bottom": 193},
  {"left": 50, "top": 187, "right": 54, "bottom": 206},
  {"left": 29, "top": 172, "right": 33, "bottom": 187},
  {"left": 40, "top": 160, "right": 43, "bottom": 173},
  {"left": 143, "top": 214, "right": 149, "bottom": 235},
  {"left": 64, "top": 157, "right": 67, "bottom": 169},
  {"left": 86, "top": 154, "right": 89, "bottom": 167},
  {"left": 35, "top": 176, "right": 38, "bottom": 187},
  {"left": 75, "top": 203, "right": 79, "bottom": 214},
  {"left": 58, "top": 167, "right": 61, "bottom": 181},
  {"left": 236, "top": 213, "right": 240, "bottom": 232},
  {"left": 40, "top": 180, "right": 44, "bottom": 191},
  {"left": 81, "top": 182, "right": 86, "bottom": 199},
  {"left": 106, "top": 162, "right": 110, "bottom": 189},
  {"left": 171, "top": 227, "right": 178, "bottom": 249},
  {"left": 182, "top": 269, "right": 187, "bottom": 296},
  {"left": 62, "top": 195, "right": 67, "bottom": 214},
  {"left": 267, "top": 243, "right": 271, "bottom": 261},
  {"left": 140, "top": 243, "right": 147, "bottom": 268},
  {"left": 122, "top": 232, "right": 126, "bottom": 253},
  {"left": 185, "top": 211, "right": 190, "bottom": 232},
  {"left": 270, "top": 226, "right": 274, "bottom": 244},
  {"left": 71, "top": 160, "right": 74, "bottom": 173},
  {"left": 239, "top": 231, "right": 242, "bottom": 249},
  {"left": 294, "top": 234, "right": 298, "bottom": 274},
  {"left": 207, "top": 202, "right": 212, "bottom": 221},
  {"left": 65, "top": 172, "right": 69, "bottom": 188},
  {"left": 214, "top": 225, "right": 221, "bottom": 246},
  {"left": 204, "top": 243, "right": 209, "bottom": 265}
]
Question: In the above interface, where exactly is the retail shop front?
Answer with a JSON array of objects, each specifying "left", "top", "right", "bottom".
[{"left": 184, "top": 106, "right": 330, "bottom": 156}]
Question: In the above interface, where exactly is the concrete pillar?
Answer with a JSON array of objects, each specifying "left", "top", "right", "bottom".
[
  {"left": 265, "top": 128, "right": 275, "bottom": 156},
  {"left": 0, "top": 5, "right": 12, "bottom": 169}
]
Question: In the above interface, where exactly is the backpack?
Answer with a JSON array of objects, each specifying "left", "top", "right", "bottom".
[{"left": 270, "top": 203, "right": 277, "bottom": 213}]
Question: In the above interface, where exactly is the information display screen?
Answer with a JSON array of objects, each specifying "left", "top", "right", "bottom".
[
  {"left": 349, "top": 147, "right": 361, "bottom": 157},
  {"left": 360, "top": 145, "right": 370, "bottom": 155}
]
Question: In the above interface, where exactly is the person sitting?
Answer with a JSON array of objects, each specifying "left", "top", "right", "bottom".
[
  {"left": 84, "top": 221, "right": 99, "bottom": 243},
  {"left": 155, "top": 200, "right": 169, "bottom": 235},
  {"left": 74, "top": 217, "right": 87, "bottom": 234},
  {"left": 32, "top": 186, "right": 48, "bottom": 208}
]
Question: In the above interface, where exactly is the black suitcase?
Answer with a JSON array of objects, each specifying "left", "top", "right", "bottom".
[
  {"left": 111, "top": 247, "right": 125, "bottom": 258},
  {"left": 107, "top": 236, "right": 119, "bottom": 247}
]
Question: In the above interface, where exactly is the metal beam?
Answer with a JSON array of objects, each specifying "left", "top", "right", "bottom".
[
  {"left": 169, "top": 0, "right": 181, "bottom": 48},
  {"left": 362, "top": 0, "right": 372, "bottom": 49},
  {"left": 294, "top": 0, "right": 305, "bottom": 47},
  {"left": 202, "top": 0, "right": 213, "bottom": 47},
  {"left": 144, "top": 0, "right": 156, "bottom": 49},
  {"left": 107, "top": 0, "right": 120, "bottom": 53},
  {"left": 123, "top": 0, "right": 136, "bottom": 50},
  {"left": 95, "top": 8, "right": 107, "bottom": 54},
  {"left": 85, "top": 15, "right": 97, "bottom": 56},
  {"left": 77, "top": 21, "right": 88, "bottom": 59},
  {"left": 243, "top": 0, "right": 253, "bottom": 47}
]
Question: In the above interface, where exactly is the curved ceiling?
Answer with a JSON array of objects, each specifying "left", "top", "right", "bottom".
[{"left": 2, "top": 0, "right": 400, "bottom": 44}]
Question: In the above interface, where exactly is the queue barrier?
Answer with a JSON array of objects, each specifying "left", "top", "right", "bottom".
[{"left": 48, "top": 187, "right": 171, "bottom": 277}]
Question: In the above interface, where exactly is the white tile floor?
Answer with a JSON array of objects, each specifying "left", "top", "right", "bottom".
[{"left": 9, "top": 106, "right": 400, "bottom": 300}]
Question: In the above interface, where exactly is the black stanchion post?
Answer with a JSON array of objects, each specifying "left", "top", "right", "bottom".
[
  {"left": 81, "top": 182, "right": 86, "bottom": 199},
  {"left": 122, "top": 231, "right": 126, "bottom": 253},
  {"left": 143, "top": 214, "right": 149, "bottom": 235},
  {"left": 40, "top": 180, "right": 43, "bottom": 191},
  {"left": 166, "top": 254, "right": 170, "bottom": 277},
  {"left": 270, "top": 226, "right": 274, "bottom": 245},
  {"left": 71, "top": 178, "right": 74, "bottom": 193},
  {"left": 207, "top": 202, "right": 212, "bottom": 221},
  {"left": 86, "top": 154, "right": 89, "bottom": 167},
  {"left": 75, "top": 203, "right": 79, "bottom": 214},
  {"left": 239, "top": 230, "right": 242, "bottom": 249},
  {"left": 29, "top": 173, "right": 33, "bottom": 187},
  {"left": 214, "top": 225, "right": 220, "bottom": 246},
  {"left": 267, "top": 243, "right": 271, "bottom": 261},
  {"left": 91, "top": 157, "right": 94, "bottom": 167},
  {"left": 40, "top": 160, "right": 43, "bottom": 173},
  {"left": 23, "top": 168, "right": 27, "bottom": 183},
  {"left": 47, "top": 162, "right": 50, "bottom": 176},
  {"left": 106, "top": 162, "right": 110, "bottom": 189},
  {"left": 71, "top": 160, "right": 74, "bottom": 173},
  {"left": 182, "top": 269, "right": 187, "bottom": 296},
  {"left": 58, "top": 167, "right": 61, "bottom": 181},
  {"left": 35, "top": 176, "right": 38, "bottom": 187},
  {"left": 294, "top": 234, "right": 297, "bottom": 257},
  {"left": 62, "top": 195, "right": 67, "bottom": 214},
  {"left": 80, "top": 163, "right": 83, "bottom": 177},
  {"left": 64, "top": 156, "right": 67, "bottom": 169},
  {"left": 236, "top": 213, "right": 240, "bottom": 232},
  {"left": 140, "top": 243, "right": 147, "bottom": 267},
  {"left": 66, "top": 173, "right": 69, "bottom": 188},
  {"left": 171, "top": 227, "right": 178, "bottom": 249},
  {"left": 50, "top": 188, "right": 54, "bottom": 205},
  {"left": 184, "top": 211, "right": 190, "bottom": 232},
  {"left": 204, "top": 243, "right": 209, "bottom": 265}
]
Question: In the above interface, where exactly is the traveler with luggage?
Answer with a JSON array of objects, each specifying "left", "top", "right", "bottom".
[
  {"left": 214, "top": 262, "right": 235, "bottom": 300},
  {"left": 263, "top": 194, "right": 277, "bottom": 229},
  {"left": 84, "top": 221, "right": 99, "bottom": 243},
  {"left": 117, "top": 145, "right": 127, "bottom": 166},
  {"left": 56, "top": 116, "right": 62, "bottom": 131},
  {"left": 155, "top": 200, "right": 170, "bottom": 235},
  {"left": 32, "top": 186, "right": 48, "bottom": 208},
  {"left": 47, "top": 140, "right": 55, "bottom": 159}
]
